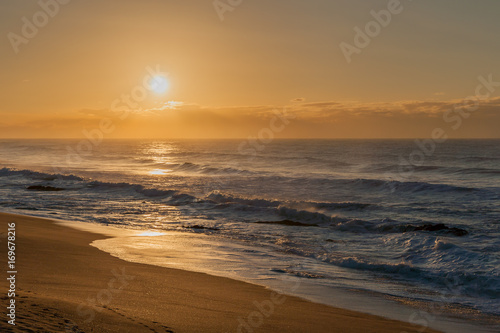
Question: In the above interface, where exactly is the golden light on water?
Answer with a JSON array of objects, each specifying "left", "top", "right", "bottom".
[
  {"left": 149, "top": 169, "right": 172, "bottom": 175},
  {"left": 135, "top": 231, "right": 166, "bottom": 237}
]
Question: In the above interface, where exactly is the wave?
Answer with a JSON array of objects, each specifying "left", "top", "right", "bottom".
[
  {"left": 371, "top": 179, "right": 477, "bottom": 193},
  {"left": 308, "top": 202, "right": 373, "bottom": 210},
  {"left": 319, "top": 255, "right": 499, "bottom": 299},
  {"left": 0, "top": 168, "right": 201, "bottom": 208},
  {"left": 452, "top": 167, "right": 500, "bottom": 176},
  {"left": 271, "top": 267, "right": 325, "bottom": 279},
  {"left": 166, "top": 162, "right": 252, "bottom": 176},
  {"left": 459, "top": 156, "right": 500, "bottom": 162},
  {"left": 269, "top": 236, "right": 499, "bottom": 300},
  {"left": 277, "top": 206, "right": 339, "bottom": 225},
  {"left": 0, "top": 167, "right": 472, "bottom": 237},
  {"left": 0, "top": 167, "right": 84, "bottom": 181},
  {"left": 367, "top": 163, "right": 443, "bottom": 173},
  {"left": 280, "top": 175, "right": 481, "bottom": 194},
  {"left": 207, "top": 192, "right": 374, "bottom": 211},
  {"left": 268, "top": 231, "right": 500, "bottom": 300},
  {"left": 365, "top": 163, "right": 500, "bottom": 176},
  {"left": 255, "top": 220, "right": 319, "bottom": 227},
  {"left": 86, "top": 180, "right": 199, "bottom": 205},
  {"left": 206, "top": 192, "right": 281, "bottom": 208},
  {"left": 262, "top": 206, "right": 469, "bottom": 236},
  {"left": 2, "top": 164, "right": 488, "bottom": 200}
]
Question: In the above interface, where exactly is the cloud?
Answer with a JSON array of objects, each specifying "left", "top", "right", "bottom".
[
  {"left": 288, "top": 97, "right": 500, "bottom": 118},
  {"left": 2, "top": 97, "right": 500, "bottom": 138}
]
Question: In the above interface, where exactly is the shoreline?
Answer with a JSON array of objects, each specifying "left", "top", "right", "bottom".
[{"left": 0, "top": 211, "right": 444, "bottom": 332}]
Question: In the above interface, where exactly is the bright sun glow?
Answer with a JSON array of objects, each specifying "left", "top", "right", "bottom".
[{"left": 149, "top": 75, "right": 169, "bottom": 94}]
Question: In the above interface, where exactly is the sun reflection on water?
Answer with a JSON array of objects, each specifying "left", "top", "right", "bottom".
[
  {"left": 149, "top": 169, "right": 172, "bottom": 175},
  {"left": 135, "top": 231, "right": 166, "bottom": 237}
]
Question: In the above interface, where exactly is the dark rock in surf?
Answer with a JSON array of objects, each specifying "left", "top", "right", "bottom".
[
  {"left": 255, "top": 220, "right": 319, "bottom": 227},
  {"left": 403, "top": 223, "right": 468, "bottom": 236},
  {"left": 27, "top": 185, "right": 65, "bottom": 191},
  {"left": 182, "top": 225, "right": 219, "bottom": 231}
]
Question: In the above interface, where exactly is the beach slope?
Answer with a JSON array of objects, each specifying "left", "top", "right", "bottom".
[{"left": 0, "top": 213, "right": 439, "bottom": 332}]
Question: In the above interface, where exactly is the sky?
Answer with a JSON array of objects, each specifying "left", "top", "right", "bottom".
[{"left": 0, "top": 0, "right": 499, "bottom": 138}]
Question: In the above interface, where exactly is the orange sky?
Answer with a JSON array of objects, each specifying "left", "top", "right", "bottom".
[{"left": 1, "top": 0, "right": 499, "bottom": 138}]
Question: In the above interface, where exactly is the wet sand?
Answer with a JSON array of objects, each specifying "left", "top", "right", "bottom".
[{"left": 0, "top": 212, "right": 440, "bottom": 332}]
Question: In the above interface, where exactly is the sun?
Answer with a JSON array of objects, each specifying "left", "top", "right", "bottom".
[{"left": 149, "top": 75, "right": 169, "bottom": 94}]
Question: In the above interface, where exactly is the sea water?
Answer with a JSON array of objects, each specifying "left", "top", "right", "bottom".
[{"left": 0, "top": 139, "right": 498, "bottom": 331}]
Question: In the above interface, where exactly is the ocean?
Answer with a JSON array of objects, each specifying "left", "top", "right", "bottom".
[{"left": 0, "top": 139, "right": 498, "bottom": 332}]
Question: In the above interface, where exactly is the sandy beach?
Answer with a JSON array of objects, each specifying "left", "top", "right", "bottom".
[{"left": 0, "top": 212, "right": 443, "bottom": 332}]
